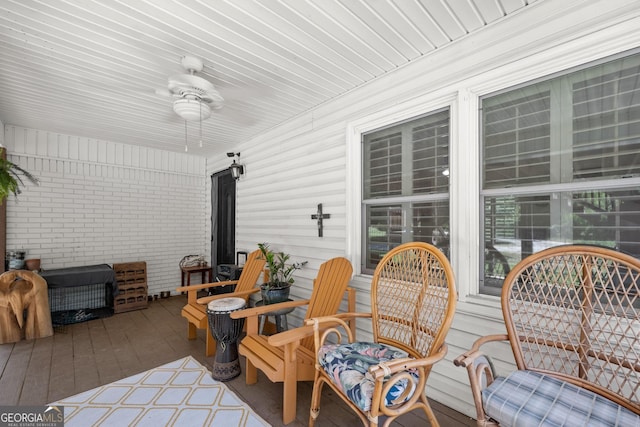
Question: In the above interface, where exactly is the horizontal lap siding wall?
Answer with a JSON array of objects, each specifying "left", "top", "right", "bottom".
[
  {"left": 210, "top": 1, "right": 640, "bottom": 419},
  {"left": 208, "top": 123, "right": 350, "bottom": 318},
  {"left": 4, "top": 126, "right": 208, "bottom": 296}
]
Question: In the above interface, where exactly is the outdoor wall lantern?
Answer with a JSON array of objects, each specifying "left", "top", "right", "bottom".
[{"left": 228, "top": 152, "right": 244, "bottom": 180}]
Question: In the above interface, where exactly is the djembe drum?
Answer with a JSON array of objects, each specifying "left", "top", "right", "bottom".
[{"left": 206, "top": 297, "right": 246, "bottom": 381}]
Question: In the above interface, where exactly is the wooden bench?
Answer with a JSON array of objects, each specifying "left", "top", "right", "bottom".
[{"left": 454, "top": 245, "right": 640, "bottom": 427}]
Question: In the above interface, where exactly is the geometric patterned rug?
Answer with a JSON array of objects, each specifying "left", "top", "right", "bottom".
[{"left": 49, "top": 356, "right": 270, "bottom": 427}]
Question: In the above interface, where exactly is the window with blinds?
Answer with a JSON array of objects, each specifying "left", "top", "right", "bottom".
[
  {"left": 483, "top": 89, "right": 551, "bottom": 188},
  {"left": 364, "top": 132, "right": 403, "bottom": 199},
  {"left": 480, "top": 51, "right": 640, "bottom": 295},
  {"left": 573, "top": 65, "right": 640, "bottom": 180},
  {"left": 362, "top": 109, "right": 450, "bottom": 273}
]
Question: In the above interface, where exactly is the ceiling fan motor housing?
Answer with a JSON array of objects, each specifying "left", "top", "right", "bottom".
[
  {"left": 173, "top": 98, "right": 212, "bottom": 121},
  {"left": 181, "top": 55, "right": 204, "bottom": 73},
  {"left": 162, "top": 56, "right": 224, "bottom": 121}
]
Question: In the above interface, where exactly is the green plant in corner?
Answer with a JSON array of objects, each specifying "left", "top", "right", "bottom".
[
  {"left": 257, "top": 242, "right": 308, "bottom": 290},
  {"left": 0, "top": 148, "right": 39, "bottom": 203}
]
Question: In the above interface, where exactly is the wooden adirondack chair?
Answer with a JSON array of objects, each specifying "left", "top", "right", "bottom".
[
  {"left": 176, "top": 249, "right": 265, "bottom": 356},
  {"left": 230, "top": 256, "right": 355, "bottom": 425}
]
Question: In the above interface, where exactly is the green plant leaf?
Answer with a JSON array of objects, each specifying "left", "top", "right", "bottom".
[
  {"left": 257, "top": 242, "right": 308, "bottom": 289},
  {"left": 0, "top": 148, "right": 39, "bottom": 203}
]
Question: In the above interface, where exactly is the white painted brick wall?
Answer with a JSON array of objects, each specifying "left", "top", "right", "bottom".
[{"left": 4, "top": 126, "right": 209, "bottom": 296}]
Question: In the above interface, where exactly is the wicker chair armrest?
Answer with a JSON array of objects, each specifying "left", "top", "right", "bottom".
[
  {"left": 196, "top": 287, "right": 259, "bottom": 305},
  {"left": 364, "top": 345, "right": 448, "bottom": 416},
  {"left": 368, "top": 344, "right": 448, "bottom": 380},
  {"left": 305, "top": 313, "right": 372, "bottom": 351},
  {"left": 453, "top": 333, "right": 508, "bottom": 368},
  {"left": 453, "top": 334, "right": 505, "bottom": 424},
  {"left": 176, "top": 279, "right": 239, "bottom": 293}
]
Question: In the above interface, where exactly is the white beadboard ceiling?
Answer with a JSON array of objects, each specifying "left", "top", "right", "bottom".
[{"left": 0, "top": 0, "right": 539, "bottom": 157}]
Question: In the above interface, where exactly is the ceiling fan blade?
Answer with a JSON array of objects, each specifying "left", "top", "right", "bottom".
[
  {"left": 155, "top": 88, "right": 173, "bottom": 97},
  {"left": 214, "top": 103, "right": 256, "bottom": 127}
]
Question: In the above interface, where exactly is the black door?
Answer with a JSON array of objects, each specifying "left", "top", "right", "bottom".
[{"left": 211, "top": 170, "right": 236, "bottom": 271}]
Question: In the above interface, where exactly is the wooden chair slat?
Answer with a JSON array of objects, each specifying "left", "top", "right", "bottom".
[
  {"left": 176, "top": 249, "right": 265, "bottom": 356},
  {"left": 236, "top": 256, "right": 354, "bottom": 425}
]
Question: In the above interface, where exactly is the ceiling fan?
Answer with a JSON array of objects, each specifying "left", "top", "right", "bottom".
[{"left": 158, "top": 56, "right": 224, "bottom": 121}]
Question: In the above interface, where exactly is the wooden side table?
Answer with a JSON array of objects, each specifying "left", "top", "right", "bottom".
[
  {"left": 255, "top": 299, "right": 295, "bottom": 334},
  {"left": 180, "top": 265, "right": 213, "bottom": 287}
]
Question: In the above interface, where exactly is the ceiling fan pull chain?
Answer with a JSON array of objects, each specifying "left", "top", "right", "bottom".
[
  {"left": 184, "top": 120, "right": 188, "bottom": 152},
  {"left": 199, "top": 101, "right": 203, "bottom": 148}
]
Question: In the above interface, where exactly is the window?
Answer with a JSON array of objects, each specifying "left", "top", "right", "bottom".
[
  {"left": 362, "top": 109, "right": 450, "bottom": 273},
  {"left": 480, "top": 52, "right": 640, "bottom": 295}
]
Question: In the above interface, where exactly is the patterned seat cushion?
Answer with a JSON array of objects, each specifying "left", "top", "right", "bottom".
[
  {"left": 483, "top": 370, "right": 640, "bottom": 427},
  {"left": 318, "top": 342, "right": 419, "bottom": 412}
]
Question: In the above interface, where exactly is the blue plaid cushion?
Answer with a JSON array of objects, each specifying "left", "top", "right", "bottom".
[
  {"left": 483, "top": 370, "right": 640, "bottom": 427},
  {"left": 318, "top": 342, "right": 419, "bottom": 412}
]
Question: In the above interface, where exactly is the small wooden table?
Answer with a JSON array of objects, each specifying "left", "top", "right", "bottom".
[{"left": 180, "top": 265, "right": 213, "bottom": 287}]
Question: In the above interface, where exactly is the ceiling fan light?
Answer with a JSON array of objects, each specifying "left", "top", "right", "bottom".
[{"left": 173, "top": 98, "right": 211, "bottom": 121}]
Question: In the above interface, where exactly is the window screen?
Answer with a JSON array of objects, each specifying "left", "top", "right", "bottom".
[
  {"left": 480, "top": 52, "right": 640, "bottom": 295},
  {"left": 362, "top": 109, "right": 450, "bottom": 273}
]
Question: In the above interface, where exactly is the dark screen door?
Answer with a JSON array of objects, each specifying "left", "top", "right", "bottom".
[{"left": 211, "top": 170, "right": 236, "bottom": 270}]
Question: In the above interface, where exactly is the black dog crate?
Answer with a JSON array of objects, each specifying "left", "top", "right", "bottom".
[{"left": 42, "top": 264, "right": 117, "bottom": 326}]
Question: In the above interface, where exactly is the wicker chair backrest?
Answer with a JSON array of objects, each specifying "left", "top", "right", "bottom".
[
  {"left": 371, "top": 242, "right": 457, "bottom": 358},
  {"left": 502, "top": 245, "right": 640, "bottom": 413}
]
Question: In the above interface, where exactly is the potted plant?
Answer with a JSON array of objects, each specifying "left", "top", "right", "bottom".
[
  {"left": 257, "top": 242, "right": 307, "bottom": 304},
  {"left": 0, "top": 148, "right": 38, "bottom": 271},
  {"left": 0, "top": 148, "right": 39, "bottom": 203}
]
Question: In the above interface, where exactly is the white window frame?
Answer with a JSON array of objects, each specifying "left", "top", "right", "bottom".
[
  {"left": 346, "top": 92, "right": 458, "bottom": 277},
  {"left": 459, "top": 45, "right": 640, "bottom": 303},
  {"left": 346, "top": 19, "right": 640, "bottom": 301},
  {"left": 478, "top": 49, "right": 640, "bottom": 295}
]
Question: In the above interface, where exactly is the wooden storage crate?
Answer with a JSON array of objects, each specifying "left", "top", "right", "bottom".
[{"left": 113, "top": 261, "right": 147, "bottom": 313}]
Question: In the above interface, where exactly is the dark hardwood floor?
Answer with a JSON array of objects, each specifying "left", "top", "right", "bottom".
[{"left": 0, "top": 295, "right": 475, "bottom": 426}]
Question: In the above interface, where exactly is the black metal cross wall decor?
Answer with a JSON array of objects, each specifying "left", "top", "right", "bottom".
[{"left": 311, "top": 203, "right": 331, "bottom": 237}]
